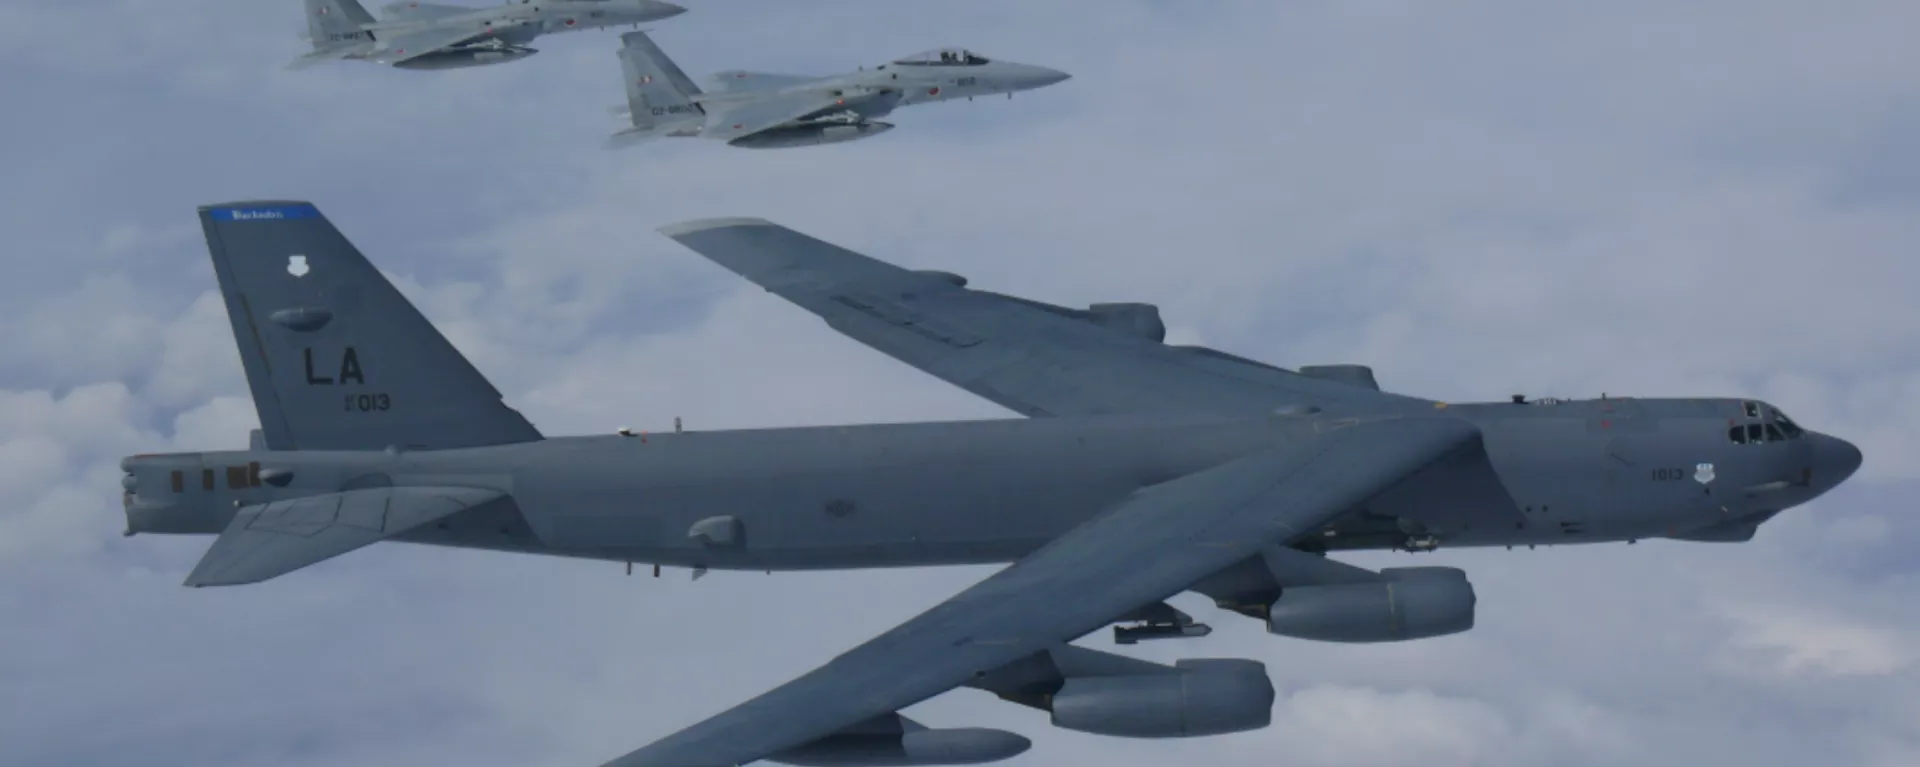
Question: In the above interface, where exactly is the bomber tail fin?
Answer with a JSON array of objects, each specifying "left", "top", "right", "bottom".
[
  {"left": 198, "top": 201, "right": 542, "bottom": 451},
  {"left": 302, "top": 0, "right": 376, "bottom": 52},
  {"left": 617, "top": 31, "right": 704, "bottom": 133}
]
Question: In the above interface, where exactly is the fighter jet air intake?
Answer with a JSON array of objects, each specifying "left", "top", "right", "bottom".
[
  {"left": 607, "top": 32, "right": 1072, "bottom": 149},
  {"left": 292, "top": 0, "right": 687, "bottom": 70},
  {"left": 121, "top": 201, "right": 1863, "bottom": 767}
]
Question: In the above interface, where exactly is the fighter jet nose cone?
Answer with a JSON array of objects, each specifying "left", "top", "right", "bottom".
[{"left": 1039, "top": 68, "right": 1071, "bottom": 86}]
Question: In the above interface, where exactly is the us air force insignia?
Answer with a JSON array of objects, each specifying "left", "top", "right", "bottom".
[
  {"left": 1694, "top": 462, "right": 1716, "bottom": 485},
  {"left": 287, "top": 255, "right": 310, "bottom": 277}
]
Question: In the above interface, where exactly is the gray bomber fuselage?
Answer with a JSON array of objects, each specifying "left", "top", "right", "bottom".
[{"left": 122, "top": 395, "right": 1860, "bottom": 572}]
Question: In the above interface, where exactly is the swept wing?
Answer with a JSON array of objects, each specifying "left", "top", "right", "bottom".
[
  {"left": 185, "top": 487, "right": 508, "bottom": 587},
  {"left": 700, "top": 90, "right": 901, "bottom": 143},
  {"left": 703, "top": 70, "right": 818, "bottom": 94},
  {"left": 659, "top": 218, "right": 1427, "bottom": 417},
  {"left": 601, "top": 417, "right": 1480, "bottom": 766},
  {"left": 379, "top": 1, "right": 472, "bottom": 21},
  {"left": 365, "top": 25, "right": 491, "bottom": 66}
]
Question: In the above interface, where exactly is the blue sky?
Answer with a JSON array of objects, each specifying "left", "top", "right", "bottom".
[{"left": 2, "top": 1, "right": 1916, "bottom": 765}]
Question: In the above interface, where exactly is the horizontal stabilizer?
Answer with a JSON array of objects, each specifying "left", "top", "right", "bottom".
[
  {"left": 184, "top": 486, "right": 506, "bottom": 587},
  {"left": 287, "top": 42, "right": 372, "bottom": 70}
]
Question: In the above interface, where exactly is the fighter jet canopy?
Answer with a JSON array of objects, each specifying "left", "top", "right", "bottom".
[{"left": 894, "top": 48, "right": 990, "bottom": 66}]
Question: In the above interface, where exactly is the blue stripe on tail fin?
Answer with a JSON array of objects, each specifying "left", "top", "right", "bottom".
[{"left": 198, "top": 200, "right": 542, "bottom": 451}]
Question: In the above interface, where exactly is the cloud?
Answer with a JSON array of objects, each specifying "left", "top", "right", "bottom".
[
  {"left": 2, "top": 1, "right": 1918, "bottom": 766},
  {"left": 1721, "top": 603, "right": 1916, "bottom": 678}
]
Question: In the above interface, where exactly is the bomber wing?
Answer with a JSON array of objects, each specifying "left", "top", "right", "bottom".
[
  {"left": 599, "top": 418, "right": 1479, "bottom": 767},
  {"left": 658, "top": 218, "right": 1427, "bottom": 417}
]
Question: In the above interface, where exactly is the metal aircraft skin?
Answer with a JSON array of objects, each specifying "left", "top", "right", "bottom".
[
  {"left": 124, "top": 201, "right": 1863, "bottom": 767},
  {"left": 293, "top": 0, "right": 686, "bottom": 71},
  {"left": 607, "top": 32, "right": 1072, "bottom": 149}
]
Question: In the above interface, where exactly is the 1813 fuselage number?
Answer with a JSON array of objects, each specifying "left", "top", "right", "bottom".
[{"left": 344, "top": 393, "right": 392, "bottom": 412}]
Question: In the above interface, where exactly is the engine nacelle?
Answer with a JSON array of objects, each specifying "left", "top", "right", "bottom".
[
  {"left": 392, "top": 46, "right": 538, "bottom": 70},
  {"left": 1266, "top": 567, "right": 1475, "bottom": 643},
  {"left": 771, "top": 727, "right": 1030, "bottom": 767},
  {"left": 729, "top": 121, "right": 896, "bottom": 149},
  {"left": 1049, "top": 659, "right": 1273, "bottom": 738}
]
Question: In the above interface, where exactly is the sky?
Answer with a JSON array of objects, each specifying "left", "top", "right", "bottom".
[{"left": 1, "top": 0, "right": 1917, "bottom": 765}]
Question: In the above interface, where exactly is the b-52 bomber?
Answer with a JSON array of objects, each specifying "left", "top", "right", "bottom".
[
  {"left": 608, "top": 32, "right": 1071, "bottom": 149},
  {"left": 123, "top": 202, "right": 1862, "bottom": 767},
  {"left": 293, "top": 0, "right": 686, "bottom": 70}
]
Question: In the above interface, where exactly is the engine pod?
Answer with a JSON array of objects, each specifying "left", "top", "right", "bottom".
[
  {"left": 770, "top": 727, "right": 1030, "bottom": 767},
  {"left": 1267, "top": 566, "right": 1476, "bottom": 643},
  {"left": 1049, "top": 659, "right": 1274, "bottom": 738}
]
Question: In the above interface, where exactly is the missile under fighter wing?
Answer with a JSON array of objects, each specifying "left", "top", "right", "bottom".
[
  {"left": 293, "top": 0, "right": 686, "bottom": 71},
  {"left": 608, "top": 31, "right": 1070, "bottom": 149}
]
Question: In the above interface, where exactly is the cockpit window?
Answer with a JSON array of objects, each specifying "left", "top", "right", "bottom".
[
  {"left": 894, "top": 48, "right": 990, "bottom": 66},
  {"left": 1772, "top": 409, "right": 1805, "bottom": 438},
  {"left": 1743, "top": 401, "right": 1761, "bottom": 418},
  {"left": 1728, "top": 415, "right": 1805, "bottom": 444}
]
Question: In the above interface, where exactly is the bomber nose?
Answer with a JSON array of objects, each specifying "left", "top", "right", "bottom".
[{"left": 1810, "top": 432, "right": 1863, "bottom": 489}]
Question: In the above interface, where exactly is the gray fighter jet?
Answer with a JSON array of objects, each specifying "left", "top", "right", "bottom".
[
  {"left": 123, "top": 202, "right": 1862, "bottom": 767},
  {"left": 293, "top": 0, "right": 686, "bottom": 70},
  {"left": 607, "top": 32, "right": 1071, "bottom": 149}
]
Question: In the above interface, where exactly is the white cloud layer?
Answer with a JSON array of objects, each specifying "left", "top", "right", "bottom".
[{"left": 3, "top": 1, "right": 1917, "bottom": 766}]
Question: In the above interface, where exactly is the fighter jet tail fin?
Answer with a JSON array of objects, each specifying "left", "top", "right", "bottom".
[
  {"left": 303, "top": 0, "right": 377, "bottom": 52},
  {"left": 197, "top": 201, "right": 543, "bottom": 451},
  {"left": 617, "top": 30, "right": 704, "bottom": 131}
]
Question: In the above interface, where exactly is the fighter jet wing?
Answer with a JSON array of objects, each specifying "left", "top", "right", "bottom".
[
  {"left": 184, "top": 486, "right": 506, "bottom": 587},
  {"left": 658, "top": 218, "right": 1428, "bottom": 418},
  {"left": 700, "top": 91, "right": 895, "bottom": 143},
  {"left": 365, "top": 25, "right": 487, "bottom": 66},
  {"left": 703, "top": 70, "right": 818, "bottom": 94},
  {"left": 380, "top": 1, "right": 472, "bottom": 20},
  {"left": 600, "top": 417, "right": 1480, "bottom": 767}
]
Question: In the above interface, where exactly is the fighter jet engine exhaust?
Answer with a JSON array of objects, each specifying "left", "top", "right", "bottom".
[
  {"left": 727, "top": 121, "right": 895, "bottom": 149},
  {"left": 1049, "top": 660, "right": 1275, "bottom": 738},
  {"left": 1267, "top": 567, "right": 1476, "bottom": 643}
]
